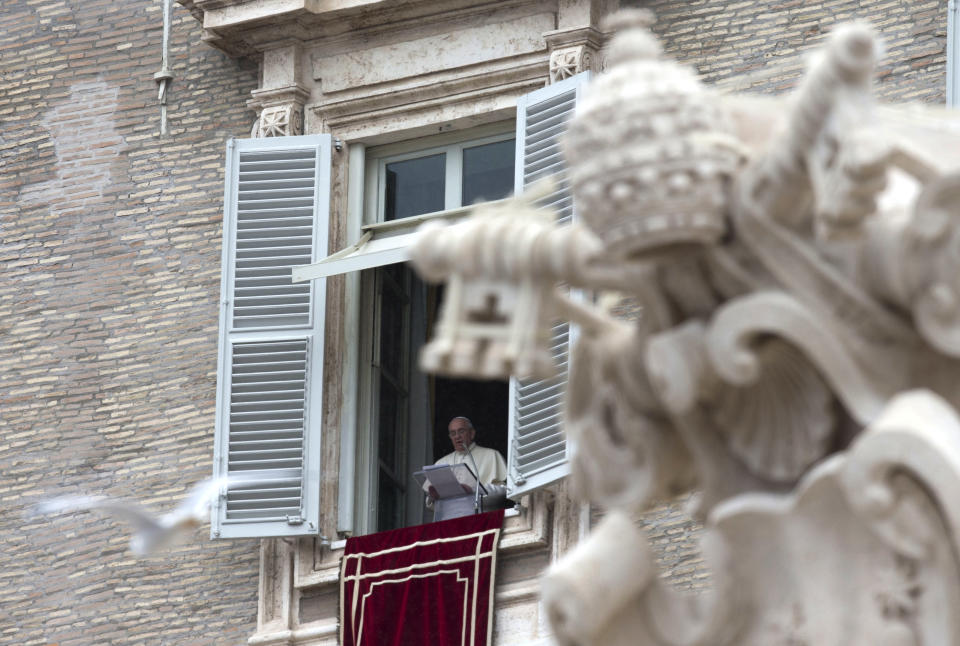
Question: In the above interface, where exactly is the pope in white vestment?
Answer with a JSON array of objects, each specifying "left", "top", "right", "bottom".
[
  {"left": 425, "top": 417, "right": 508, "bottom": 515},
  {"left": 435, "top": 441, "right": 507, "bottom": 487},
  {"left": 438, "top": 416, "right": 506, "bottom": 485}
]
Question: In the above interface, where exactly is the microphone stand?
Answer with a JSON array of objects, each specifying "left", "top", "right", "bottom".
[{"left": 466, "top": 446, "right": 483, "bottom": 514}]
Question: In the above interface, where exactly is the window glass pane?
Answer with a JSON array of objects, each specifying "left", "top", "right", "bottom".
[
  {"left": 379, "top": 280, "right": 406, "bottom": 379},
  {"left": 377, "top": 473, "right": 403, "bottom": 531},
  {"left": 461, "top": 139, "right": 515, "bottom": 206},
  {"left": 377, "top": 374, "right": 399, "bottom": 469},
  {"left": 384, "top": 153, "right": 446, "bottom": 220}
]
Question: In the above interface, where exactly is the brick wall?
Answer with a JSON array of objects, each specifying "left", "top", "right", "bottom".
[
  {"left": 644, "top": 0, "right": 947, "bottom": 102},
  {"left": 0, "top": 0, "right": 951, "bottom": 641},
  {"left": 0, "top": 1, "right": 260, "bottom": 644},
  {"left": 604, "top": 0, "right": 948, "bottom": 592}
]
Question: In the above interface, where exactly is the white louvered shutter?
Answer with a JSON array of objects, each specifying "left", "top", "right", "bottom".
[
  {"left": 507, "top": 72, "right": 591, "bottom": 499},
  {"left": 212, "top": 135, "right": 331, "bottom": 538}
]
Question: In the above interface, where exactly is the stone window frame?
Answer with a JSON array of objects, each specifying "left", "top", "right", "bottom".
[{"left": 340, "top": 122, "right": 518, "bottom": 538}]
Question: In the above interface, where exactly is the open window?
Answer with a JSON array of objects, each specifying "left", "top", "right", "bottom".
[
  {"left": 362, "top": 263, "right": 511, "bottom": 532},
  {"left": 286, "top": 72, "right": 592, "bottom": 537},
  {"left": 355, "top": 127, "right": 516, "bottom": 534}
]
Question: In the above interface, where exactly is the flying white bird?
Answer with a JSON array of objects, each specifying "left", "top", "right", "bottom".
[{"left": 32, "top": 477, "right": 240, "bottom": 556}]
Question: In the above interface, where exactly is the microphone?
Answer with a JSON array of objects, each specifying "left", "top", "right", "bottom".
[{"left": 465, "top": 446, "right": 483, "bottom": 514}]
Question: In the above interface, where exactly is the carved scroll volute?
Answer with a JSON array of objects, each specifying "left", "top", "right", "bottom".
[
  {"left": 840, "top": 391, "right": 960, "bottom": 561},
  {"left": 857, "top": 172, "right": 960, "bottom": 358},
  {"left": 907, "top": 175, "right": 960, "bottom": 357},
  {"left": 710, "top": 392, "right": 960, "bottom": 646},
  {"left": 565, "top": 324, "right": 695, "bottom": 511},
  {"left": 542, "top": 512, "right": 657, "bottom": 646},
  {"left": 836, "top": 391, "right": 960, "bottom": 641},
  {"left": 704, "top": 291, "right": 891, "bottom": 426}
]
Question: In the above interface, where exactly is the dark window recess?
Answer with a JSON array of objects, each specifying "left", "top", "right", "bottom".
[
  {"left": 379, "top": 273, "right": 405, "bottom": 379},
  {"left": 374, "top": 265, "right": 410, "bottom": 532},
  {"left": 378, "top": 373, "right": 400, "bottom": 469},
  {"left": 377, "top": 474, "right": 403, "bottom": 531}
]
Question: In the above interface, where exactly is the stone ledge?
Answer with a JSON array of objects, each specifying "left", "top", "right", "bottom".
[{"left": 179, "top": 0, "right": 550, "bottom": 58}]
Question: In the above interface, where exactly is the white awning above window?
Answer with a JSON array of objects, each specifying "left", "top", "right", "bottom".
[
  {"left": 291, "top": 201, "right": 501, "bottom": 282},
  {"left": 291, "top": 229, "right": 408, "bottom": 282}
]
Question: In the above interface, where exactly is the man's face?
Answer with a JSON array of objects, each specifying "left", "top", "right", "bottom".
[{"left": 448, "top": 420, "right": 475, "bottom": 453}]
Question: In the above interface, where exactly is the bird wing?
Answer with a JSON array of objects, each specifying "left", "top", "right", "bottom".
[
  {"left": 174, "top": 476, "right": 241, "bottom": 522},
  {"left": 35, "top": 477, "right": 253, "bottom": 557},
  {"left": 33, "top": 495, "right": 163, "bottom": 534}
]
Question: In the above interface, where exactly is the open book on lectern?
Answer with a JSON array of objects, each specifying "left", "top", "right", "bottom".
[{"left": 414, "top": 463, "right": 488, "bottom": 499}]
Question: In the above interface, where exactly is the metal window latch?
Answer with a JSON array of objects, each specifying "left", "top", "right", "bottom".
[{"left": 286, "top": 515, "right": 305, "bottom": 525}]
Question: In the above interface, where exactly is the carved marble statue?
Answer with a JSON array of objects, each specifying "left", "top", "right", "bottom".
[{"left": 410, "top": 9, "right": 960, "bottom": 646}]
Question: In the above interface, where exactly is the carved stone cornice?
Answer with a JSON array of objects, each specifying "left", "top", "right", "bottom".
[
  {"left": 248, "top": 620, "right": 336, "bottom": 646},
  {"left": 248, "top": 83, "right": 311, "bottom": 111},
  {"left": 177, "top": 0, "right": 553, "bottom": 58},
  {"left": 308, "top": 56, "right": 548, "bottom": 140},
  {"left": 543, "top": 25, "right": 608, "bottom": 52}
]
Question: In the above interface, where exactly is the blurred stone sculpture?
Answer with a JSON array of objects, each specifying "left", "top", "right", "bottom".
[{"left": 411, "top": 9, "right": 960, "bottom": 646}]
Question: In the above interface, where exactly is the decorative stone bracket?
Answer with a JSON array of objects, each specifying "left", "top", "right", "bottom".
[
  {"left": 549, "top": 45, "right": 597, "bottom": 83},
  {"left": 247, "top": 83, "right": 309, "bottom": 138},
  {"left": 544, "top": 26, "right": 608, "bottom": 84},
  {"left": 254, "top": 103, "right": 304, "bottom": 138},
  {"left": 246, "top": 44, "right": 310, "bottom": 138}
]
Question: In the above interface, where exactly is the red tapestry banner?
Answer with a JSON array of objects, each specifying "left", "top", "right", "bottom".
[{"left": 340, "top": 510, "right": 505, "bottom": 646}]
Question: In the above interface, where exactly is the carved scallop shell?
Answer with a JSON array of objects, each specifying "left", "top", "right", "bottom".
[{"left": 710, "top": 339, "right": 836, "bottom": 482}]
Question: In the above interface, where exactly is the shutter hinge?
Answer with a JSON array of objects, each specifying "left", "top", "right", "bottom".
[{"left": 286, "top": 515, "right": 305, "bottom": 525}]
